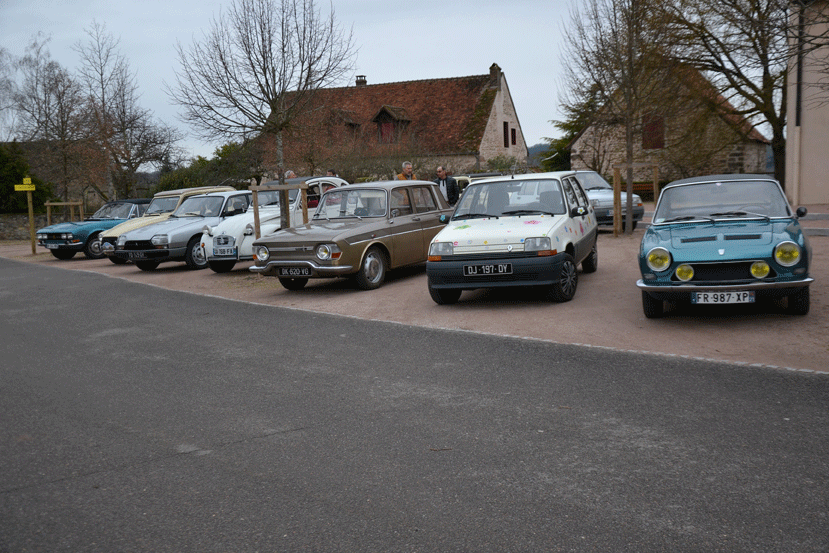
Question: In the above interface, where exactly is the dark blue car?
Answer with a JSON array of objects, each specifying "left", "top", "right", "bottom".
[
  {"left": 36, "top": 199, "right": 150, "bottom": 260},
  {"left": 637, "top": 174, "right": 812, "bottom": 318}
]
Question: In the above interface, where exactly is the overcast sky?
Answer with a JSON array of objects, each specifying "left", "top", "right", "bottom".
[{"left": 2, "top": 0, "right": 572, "bottom": 161}]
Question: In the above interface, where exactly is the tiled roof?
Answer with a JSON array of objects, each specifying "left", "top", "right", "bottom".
[{"left": 287, "top": 73, "right": 499, "bottom": 154}]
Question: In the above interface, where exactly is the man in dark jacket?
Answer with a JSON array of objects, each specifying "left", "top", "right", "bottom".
[{"left": 434, "top": 166, "right": 460, "bottom": 206}]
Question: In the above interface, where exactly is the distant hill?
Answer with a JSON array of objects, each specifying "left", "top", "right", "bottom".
[{"left": 527, "top": 143, "right": 549, "bottom": 167}]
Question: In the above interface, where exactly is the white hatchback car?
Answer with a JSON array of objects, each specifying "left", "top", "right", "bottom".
[
  {"left": 201, "top": 176, "right": 347, "bottom": 272},
  {"left": 425, "top": 172, "right": 598, "bottom": 304}
]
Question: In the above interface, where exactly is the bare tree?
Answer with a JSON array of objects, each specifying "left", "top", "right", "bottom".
[
  {"left": 75, "top": 21, "right": 182, "bottom": 199},
  {"left": 167, "top": 0, "right": 356, "bottom": 224},
  {"left": 0, "top": 47, "right": 18, "bottom": 142},
  {"left": 661, "top": 0, "right": 792, "bottom": 186},
  {"left": 562, "top": 0, "right": 675, "bottom": 233}
]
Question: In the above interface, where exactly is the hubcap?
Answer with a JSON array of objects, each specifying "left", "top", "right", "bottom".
[
  {"left": 364, "top": 253, "right": 382, "bottom": 283},
  {"left": 193, "top": 243, "right": 206, "bottom": 265},
  {"left": 561, "top": 261, "right": 577, "bottom": 296}
]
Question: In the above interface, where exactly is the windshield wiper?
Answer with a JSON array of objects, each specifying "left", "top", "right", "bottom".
[
  {"left": 502, "top": 209, "right": 546, "bottom": 216},
  {"left": 662, "top": 215, "right": 715, "bottom": 223},
  {"left": 710, "top": 211, "right": 770, "bottom": 221},
  {"left": 454, "top": 213, "right": 498, "bottom": 220},
  {"left": 182, "top": 212, "right": 202, "bottom": 217}
]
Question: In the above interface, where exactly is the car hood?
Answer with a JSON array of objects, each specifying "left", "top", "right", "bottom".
[
  {"left": 585, "top": 188, "right": 642, "bottom": 203},
  {"left": 37, "top": 219, "right": 127, "bottom": 234},
  {"left": 102, "top": 213, "right": 173, "bottom": 238},
  {"left": 642, "top": 219, "right": 806, "bottom": 262},
  {"left": 433, "top": 215, "right": 568, "bottom": 251},
  {"left": 125, "top": 215, "right": 221, "bottom": 240}
]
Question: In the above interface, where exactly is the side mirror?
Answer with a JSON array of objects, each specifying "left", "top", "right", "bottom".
[
  {"left": 571, "top": 206, "right": 586, "bottom": 218},
  {"left": 439, "top": 214, "right": 451, "bottom": 224},
  {"left": 796, "top": 206, "right": 808, "bottom": 218}
]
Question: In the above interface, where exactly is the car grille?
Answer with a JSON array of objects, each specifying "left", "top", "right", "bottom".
[
  {"left": 670, "top": 261, "right": 778, "bottom": 282},
  {"left": 215, "top": 235, "right": 235, "bottom": 246},
  {"left": 444, "top": 251, "right": 544, "bottom": 262},
  {"left": 122, "top": 240, "right": 154, "bottom": 250}
]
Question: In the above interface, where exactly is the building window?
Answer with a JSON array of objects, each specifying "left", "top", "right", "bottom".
[
  {"left": 642, "top": 112, "right": 665, "bottom": 150},
  {"left": 511, "top": 128, "right": 516, "bottom": 146},
  {"left": 379, "top": 122, "right": 395, "bottom": 143},
  {"left": 503, "top": 122, "right": 509, "bottom": 148}
]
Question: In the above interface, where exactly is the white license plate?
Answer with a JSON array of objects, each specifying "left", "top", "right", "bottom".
[
  {"left": 213, "top": 247, "right": 237, "bottom": 256},
  {"left": 128, "top": 251, "right": 146, "bottom": 259},
  {"left": 463, "top": 263, "right": 512, "bottom": 276},
  {"left": 692, "top": 291, "right": 755, "bottom": 304},
  {"left": 279, "top": 267, "right": 310, "bottom": 277},
  {"left": 44, "top": 243, "right": 59, "bottom": 249}
]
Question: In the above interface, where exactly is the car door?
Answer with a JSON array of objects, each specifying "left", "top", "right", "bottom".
[
  {"left": 388, "top": 186, "right": 423, "bottom": 267},
  {"left": 409, "top": 185, "right": 446, "bottom": 262},
  {"left": 563, "top": 176, "right": 596, "bottom": 262}
]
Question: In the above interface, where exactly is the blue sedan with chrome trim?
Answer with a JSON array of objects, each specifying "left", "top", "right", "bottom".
[{"left": 637, "top": 174, "right": 812, "bottom": 318}]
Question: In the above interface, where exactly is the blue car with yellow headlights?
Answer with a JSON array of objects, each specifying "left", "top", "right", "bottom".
[{"left": 637, "top": 174, "right": 812, "bottom": 318}]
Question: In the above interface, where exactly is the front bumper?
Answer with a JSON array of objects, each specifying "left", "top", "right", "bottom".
[
  {"left": 38, "top": 240, "right": 83, "bottom": 251},
  {"left": 595, "top": 206, "right": 645, "bottom": 225},
  {"left": 637, "top": 278, "right": 813, "bottom": 301},
  {"left": 250, "top": 260, "right": 354, "bottom": 278},
  {"left": 112, "top": 247, "right": 187, "bottom": 263},
  {"left": 427, "top": 253, "right": 567, "bottom": 290}
]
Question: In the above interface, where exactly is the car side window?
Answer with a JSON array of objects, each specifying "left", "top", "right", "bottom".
[
  {"left": 412, "top": 186, "right": 438, "bottom": 213},
  {"left": 390, "top": 188, "right": 413, "bottom": 216},
  {"left": 561, "top": 178, "right": 579, "bottom": 211},
  {"left": 568, "top": 177, "right": 590, "bottom": 208},
  {"left": 223, "top": 195, "right": 250, "bottom": 216}
]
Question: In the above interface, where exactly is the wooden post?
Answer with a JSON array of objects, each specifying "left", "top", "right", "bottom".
[
  {"left": 27, "top": 191, "right": 35, "bottom": 254},
  {"left": 248, "top": 181, "right": 309, "bottom": 239},
  {"left": 613, "top": 167, "right": 622, "bottom": 237},
  {"left": 652, "top": 166, "right": 659, "bottom": 202}
]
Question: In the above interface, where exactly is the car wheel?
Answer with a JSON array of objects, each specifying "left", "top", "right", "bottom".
[
  {"left": 642, "top": 291, "right": 665, "bottom": 318},
  {"left": 787, "top": 287, "right": 810, "bottom": 316},
  {"left": 428, "top": 283, "right": 461, "bottom": 305},
  {"left": 581, "top": 240, "right": 598, "bottom": 273},
  {"left": 279, "top": 277, "right": 308, "bottom": 291},
  {"left": 355, "top": 246, "right": 386, "bottom": 290},
  {"left": 184, "top": 236, "right": 208, "bottom": 270},
  {"left": 83, "top": 232, "right": 106, "bottom": 259},
  {"left": 135, "top": 260, "right": 159, "bottom": 271},
  {"left": 548, "top": 253, "right": 578, "bottom": 302},
  {"left": 50, "top": 249, "right": 76, "bottom": 260},
  {"left": 209, "top": 260, "right": 236, "bottom": 273},
  {"left": 108, "top": 256, "right": 128, "bottom": 265}
]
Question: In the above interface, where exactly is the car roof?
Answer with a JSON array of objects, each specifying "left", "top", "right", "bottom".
[
  {"left": 666, "top": 174, "right": 778, "bottom": 187},
  {"left": 154, "top": 185, "right": 236, "bottom": 197},
  {"left": 322, "top": 180, "right": 437, "bottom": 191},
  {"left": 111, "top": 198, "right": 151, "bottom": 204},
  {"left": 469, "top": 171, "right": 577, "bottom": 184}
]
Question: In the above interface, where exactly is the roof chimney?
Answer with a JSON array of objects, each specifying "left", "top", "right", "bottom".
[
  {"left": 355, "top": 75, "right": 367, "bottom": 87},
  {"left": 489, "top": 63, "right": 501, "bottom": 88}
]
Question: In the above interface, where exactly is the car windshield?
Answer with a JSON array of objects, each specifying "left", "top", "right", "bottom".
[
  {"left": 313, "top": 189, "right": 387, "bottom": 219},
  {"left": 145, "top": 196, "right": 180, "bottom": 215},
  {"left": 576, "top": 171, "right": 612, "bottom": 190},
  {"left": 653, "top": 179, "right": 791, "bottom": 223},
  {"left": 173, "top": 196, "right": 226, "bottom": 217},
  {"left": 453, "top": 179, "right": 567, "bottom": 219},
  {"left": 92, "top": 202, "right": 135, "bottom": 219},
  {"left": 256, "top": 189, "right": 300, "bottom": 207}
]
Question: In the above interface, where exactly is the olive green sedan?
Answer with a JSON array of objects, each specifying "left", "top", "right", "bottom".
[{"left": 250, "top": 180, "right": 454, "bottom": 290}]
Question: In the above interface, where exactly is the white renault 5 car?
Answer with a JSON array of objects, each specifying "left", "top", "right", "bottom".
[
  {"left": 425, "top": 172, "right": 598, "bottom": 304},
  {"left": 201, "top": 176, "right": 347, "bottom": 272}
]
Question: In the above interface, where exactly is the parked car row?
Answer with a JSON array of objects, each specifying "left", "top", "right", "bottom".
[{"left": 35, "top": 171, "right": 813, "bottom": 317}]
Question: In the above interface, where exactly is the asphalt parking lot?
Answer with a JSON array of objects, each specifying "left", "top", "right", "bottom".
[{"left": 1, "top": 206, "right": 826, "bottom": 374}]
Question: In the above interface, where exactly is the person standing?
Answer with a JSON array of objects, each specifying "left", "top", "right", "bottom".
[
  {"left": 397, "top": 161, "right": 416, "bottom": 180},
  {"left": 434, "top": 166, "right": 460, "bottom": 205}
]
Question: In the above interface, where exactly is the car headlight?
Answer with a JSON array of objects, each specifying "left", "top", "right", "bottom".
[
  {"left": 646, "top": 247, "right": 672, "bottom": 272},
  {"left": 37, "top": 233, "right": 45, "bottom": 240},
  {"left": 428, "top": 242, "right": 454, "bottom": 261},
  {"left": 254, "top": 245, "right": 270, "bottom": 262},
  {"left": 751, "top": 261, "right": 771, "bottom": 278},
  {"left": 117, "top": 235, "right": 127, "bottom": 246},
  {"left": 202, "top": 225, "right": 214, "bottom": 237},
  {"left": 61, "top": 233, "right": 73, "bottom": 240},
  {"left": 151, "top": 234, "right": 169, "bottom": 246},
  {"left": 244, "top": 223, "right": 254, "bottom": 236},
  {"left": 315, "top": 243, "right": 341, "bottom": 261},
  {"left": 524, "top": 237, "right": 552, "bottom": 253},
  {"left": 774, "top": 241, "right": 801, "bottom": 267},
  {"left": 675, "top": 264, "right": 694, "bottom": 281}
]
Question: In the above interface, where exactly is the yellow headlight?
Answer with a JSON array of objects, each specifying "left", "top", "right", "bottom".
[
  {"left": 751, "top": 261, "right": 770, "bottom": 278},
  {"left": 675, "top": 264, "right": 694, "bottom": 281},
  {"left": 646, "top": 247, "right": 671, "bottom": 272},
  {"left": 774, "top": 242, "right": 800, "bottom": 267}
]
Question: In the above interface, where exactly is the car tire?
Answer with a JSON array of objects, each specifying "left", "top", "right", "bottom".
[
  {"left": 83, "top": 232, "right": 106, "bottom": 259},
  {"left": 184, "top": 236, "right": 208, "bottom": 270},
  {"left": 108, "top": 256, "right": 128, "bottom": 265},
  {"left": 642, "top": 291, "right": 665, "bottom": 318},
  {"left": 548, "top": 253, "right": 578, "bottom": 302},
  {"left": 209, "top": 260, "right": 236, "bottom": 273},
  {"left": 428, "top": 283, "right": 461, "bottom": 305},
  {"left": 581, "top": 240, "right": 598, "bottom": 273},
  {"left": 135, "top": 260, "right": 159, "bottom": 271},
  {"left": 355, "top": 247, "right": 387, "bottom": 290},
  {"left": 279, "top": 277, "right": 308, "bottom": 291},
  {"left": 787, "top": 287, "right": 810, "bottom": 316},
  {"left": 50, "top": 249, "right": 76, "bottom": 260}
]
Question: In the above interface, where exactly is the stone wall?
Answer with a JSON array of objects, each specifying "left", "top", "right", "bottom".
[{"left": 0, "top": 213, "right": 77, "bottom": 240}]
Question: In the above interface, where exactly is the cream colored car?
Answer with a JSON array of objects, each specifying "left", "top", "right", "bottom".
[{"left": 100, "top": 186, "right": 234, "bottom": 264}]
